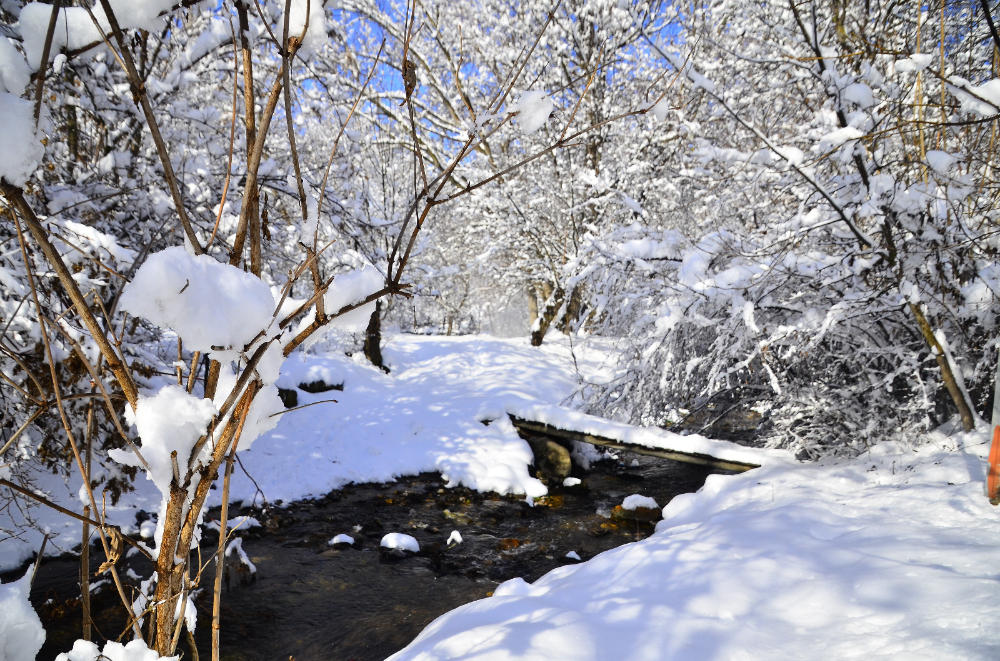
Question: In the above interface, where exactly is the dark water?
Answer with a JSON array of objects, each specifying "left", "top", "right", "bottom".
[{"left": 17, "top": 454, "right": 721, "bottom": 661}]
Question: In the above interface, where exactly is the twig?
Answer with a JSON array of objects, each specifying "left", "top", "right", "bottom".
[
  {"left": 0, "top": 479, "right": 152, "bottom": 561},
  {"left": 90, "top": 0, "right": 205, "bottom": 254},
  {"left": 207, "top": 18, "right": 243, "bottom": 252},
  {"left": 29, "top": 533, "right": 49, "bottom": 588},
  {"left": 33, "top": 0, "right": 63, "bottom": 125},
  {"left": 212, "top": 394, "right": 252, "bottom": 661},
  {"left": 268, "top": 398, "right": 337, "bottom": 417}
]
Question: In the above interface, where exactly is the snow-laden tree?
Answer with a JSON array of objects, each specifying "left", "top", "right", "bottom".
[{"left": 568, "top": 0, "right": 1000, "bottom": 457}]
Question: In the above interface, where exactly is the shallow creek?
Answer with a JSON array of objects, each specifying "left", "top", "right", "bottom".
[{"left": 20, "top": 454, "right": 723, "bottom": 661}]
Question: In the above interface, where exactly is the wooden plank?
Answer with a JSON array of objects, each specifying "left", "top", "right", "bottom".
[{"left": 508, "top": 415, "right": 760, "bottom": 473}]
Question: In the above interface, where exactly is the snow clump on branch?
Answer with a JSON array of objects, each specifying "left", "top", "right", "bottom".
[
  {"left": 118, "top": 246, "right": 277, "bottom": 352},
  {"left": 507, "top": 91, "right": 555, "bottom": 135},
  {"left": 0, "top": 37, "right": 42, "bottom": 187}
]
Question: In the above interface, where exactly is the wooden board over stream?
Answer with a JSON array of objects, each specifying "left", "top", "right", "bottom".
[{"left": 505, "top": 403, "right": 795, "bottom": 473}]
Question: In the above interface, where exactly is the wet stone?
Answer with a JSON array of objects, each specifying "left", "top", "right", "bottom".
[{"left": 610, "top": 505, "right": 663, "bottom": 524}]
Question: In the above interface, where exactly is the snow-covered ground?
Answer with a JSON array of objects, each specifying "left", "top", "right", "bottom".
[
  {"left": 387, "top": 425, "right": 1000, "bottom": 661},
  {"left": 226, "top": 333, "right": 617, "bottom": 506},
  {"left": 5, "top": 335, "right": 1000, "bottom": 661},
  {"left": 1, "top": 334, "right": 616, "bottom": 572}
]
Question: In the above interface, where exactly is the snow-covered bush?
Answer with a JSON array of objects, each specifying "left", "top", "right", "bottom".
[{"left": 566, "top": 0, "right": 999, "bottom": 457}]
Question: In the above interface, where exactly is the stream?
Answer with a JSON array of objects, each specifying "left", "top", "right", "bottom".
[{"left": 17, "top": 452, "right": 724, "bottom": 661}]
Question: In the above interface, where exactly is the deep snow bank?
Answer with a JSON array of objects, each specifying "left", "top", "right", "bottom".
[{"left": 386, "top": 426, "right": 1000, "bottom": 661}]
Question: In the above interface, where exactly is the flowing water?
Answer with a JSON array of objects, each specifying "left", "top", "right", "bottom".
[{"left": 17, "top": 453, "right": 723, "bottom": 661}]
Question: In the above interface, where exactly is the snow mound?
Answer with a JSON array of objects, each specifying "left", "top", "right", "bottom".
[
  {"left": 381, "top": 532, "right": 420, "bottom": 553},
  {"left": 224, "top": 336, "right": 612, "bottom": 507},
  {"left": 119, "top": 247, "right": 276, "bottom": 352},
  {"left": 562, "top": 477, "right": 582, "bottom": 487},
  {"left": 386, "top": 427, "right": 1000, "bottom": 661},
  {"left": 447, "top": 531, "right": 463, "bottom": 545},
  {"left": 508, "top": 91, "right": 554, "bottom": 135},
  {"left": 55, "top": 638, "right": 175, "bottom": 661},
  {"left": 329, "top": 534, "right": 355, "bottom": 546},
  {"left": 621, "top": 494, "right": 659, "bottom": 510},
  {"left": 0, "top": 570, "right": 45, "bottom": 661},
  {"left": 564, "top": 550, "right": 581, "bottom": 561}
]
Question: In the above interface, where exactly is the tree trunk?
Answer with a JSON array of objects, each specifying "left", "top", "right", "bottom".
[
  {"left": 909, "top": 303, "right": 976, "bottom": 432},
  {"left": 558, "top": 284, "right": 583, "bottom": 333},
  {"left": 364, "top": 300, "right": 387, "bottom": 372},
  {"left": 527, "top": 285, "right": 539, "bottom": 329},
  {"left": 530, "top": 283, "right": 563, "bottom": 347}
]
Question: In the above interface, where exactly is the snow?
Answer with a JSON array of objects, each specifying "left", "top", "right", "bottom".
[
  {"left": 650, "top": 98, "right": 669, "bottom": 121},
  {"left": 621, "top": 494, "right": 658, "bottom": 510},
  {"left": 9, "top": 335, "right": 1000, "bottom": 661},
  {"left": 119, "top": 247, "right": 277, "bottom": 352},
  {"left": 381, "top": 532, "right": 420, "bottom": 553},
  {"left": 818, "top": 126, "right": 864, "bottom": 152},
  {"left": 841, "top": 82, "right": 874, "bottom": 109},
  {"left": 562, "top": 477, "right": 582, "bottom": 487},
  {"left": 329, "top": 533, "right": 355, "bottom": 545},
  {"left": 55, "top": 638, "right": 174, "bottom": 661},
  {"left": 663, "top": 52, "right": 716, "bottom": 94},
  {"left": 20, "top": 1, "right": 175, "bottom": 69},
  {"left": 226, "top": 335, "right": 613, "bottom": 507},
  {"left": 109, "top": 385, "right": 216, "bottom": 553},
  {"left": 284, "top": 0, "right": 327, "bottom": 55},
  {"left": 0, "top": 92, "right": 43, "bottom": 187},
  {"left": 504, "top": 401, "right": 791, "bottom": 468},
  {"left": 320, "top": 264, "right": 384, "bottom": 331},
  {"left": 387, "top": 426, "right": 1000, "bottom": 661},
  {"left": 0, "top": 569, "right": 45, "bottom": 661},
  {"left": 507, "top": 91, "right": 554, "bottom": 135},
  {"left": 0, "top": 36, "right": 42, "bottom": 186},
  {"left": 210, "top": 364, "right": 284, "bottom": 451},
  {"left": 926, "top": 150, "right": 957, "bottom": 174},
  {"left": 5, "top": 334, "right": 609, "bottom": 572},
  {"left": 0, "top": 37, "right": 30, "bottom": 94},
  {"left": 447, "top": 530, "right": 463, "bottom": 545},
  {"left": 564, "top": 550, "right": 580, "bottom": 561},
  {"left": 619, "top": 193, "right": 643, "bottom": 214},
  {"left": 225, "top": 537, "right": 256, "bottom": 574},
  {"left": 949, "top": 78, "right": 1000, "bottom": 117},
  {"left": 894, "top": 53, "right": 933, "bottom": 74},
  {"left": 18, "top": 5, "right": 101, "bottom": 70}
]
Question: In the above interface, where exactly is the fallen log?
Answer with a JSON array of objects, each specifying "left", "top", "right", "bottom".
[{"left": 508, "top": 415, "right": 760, "bottom": 473}]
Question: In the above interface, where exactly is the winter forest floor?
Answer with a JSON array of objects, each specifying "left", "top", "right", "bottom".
[{"left": 4, "top": 335, "right": 1000, "bottom": 660}]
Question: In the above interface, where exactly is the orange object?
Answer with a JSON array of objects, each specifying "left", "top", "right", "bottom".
[{"left": 989, "top": 425, "right": 1000, "bottom": 505}]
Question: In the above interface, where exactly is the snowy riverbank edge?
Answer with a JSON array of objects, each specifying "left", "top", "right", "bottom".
[{"left": 387, "top": 423, "right": 1000, "bottom": 661}]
